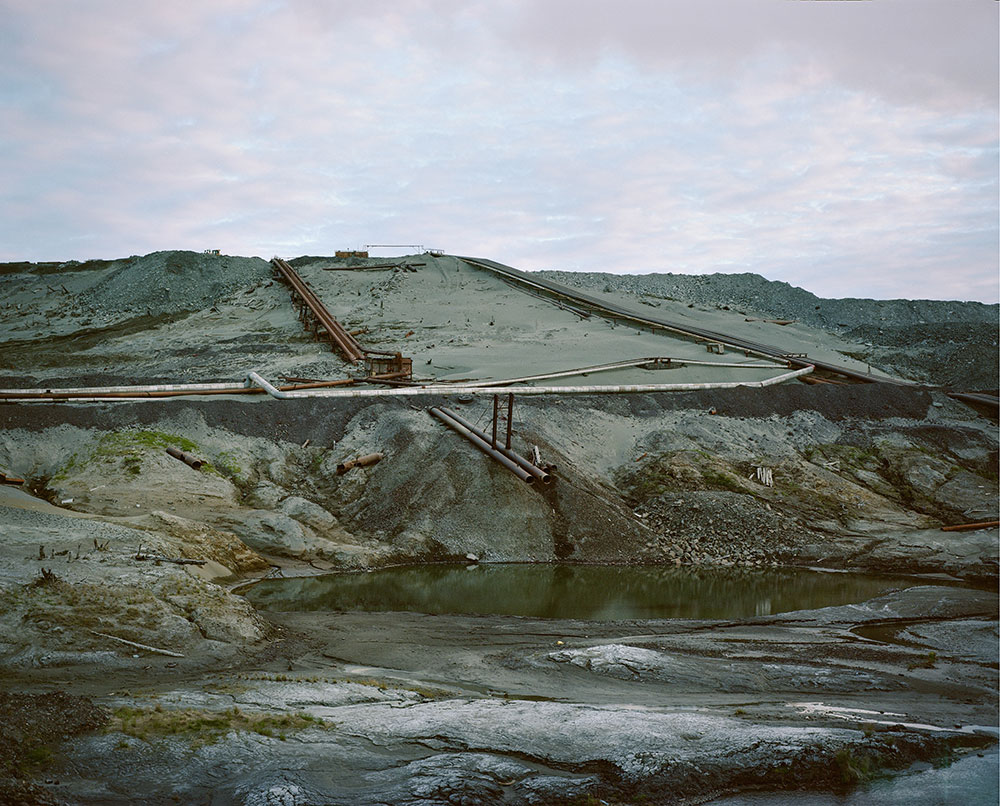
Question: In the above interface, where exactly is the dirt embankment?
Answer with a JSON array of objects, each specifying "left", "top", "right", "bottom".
[{"left": 1, "top": 383, "right": 996, "bottom": 582}]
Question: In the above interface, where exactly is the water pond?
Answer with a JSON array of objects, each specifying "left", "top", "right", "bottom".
[{"left": 245, "top": 564, "right": 953, "bottom": 620}]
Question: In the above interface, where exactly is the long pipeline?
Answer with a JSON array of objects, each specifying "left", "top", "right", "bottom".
[
  {"left": 464, "top": 356, "right": 788, "bottom": 388},
  {"left": 456, "top": 255, "right": 903, "bottom": 385},
  {"left": 271, "top": 258, "right": 365, "bottom": 362},
  {"left": 0, "top": 365, "right": 814, "bottom": 403},
  {"left": 947, "top": 391, "right": 1000, "bottom": 414},
  {"left": 273, "top": 257, "right": 362, "bottom": 360},
  {"left": 243, "top": 366, "right": 814, "bottom": 399},
  {"left": 429, "top": 407, "right": 535, "bottom": 484},
  {"left": 436, "top": 405, "right": 551, "bottom": 483},
  {"left": 272, "top": 258, "right": 347, "bottom": 353}
]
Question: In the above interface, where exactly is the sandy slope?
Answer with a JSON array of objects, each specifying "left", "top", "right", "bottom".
[{"left": 1, "top": 252, "right": 921, "bottom": 388}]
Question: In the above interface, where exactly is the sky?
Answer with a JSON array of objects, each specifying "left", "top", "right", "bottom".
[{"left": 0, "top": 1, "right": 997, "bottom": 302}]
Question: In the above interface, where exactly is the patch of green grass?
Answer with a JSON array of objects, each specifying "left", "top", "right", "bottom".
[
  {"left": 109, "top": 706, "right": 331, "bottom": 747},
  {"left": 18, "top": 577, "right": 167, "bottom": 636},
  {"left": 244, "top": 673, "right": 450, "bottom": 700},
  {"left": 95, "top": 430, "right": 200, "bottom": 457},
  {"left": 22, "top": 742, "right": 53, "bottom": 768},
  {"left": 212, "top": 450, "right": 243, "bottom": 481},
  {"left": 701, "top": 468, "right": 746, "bottom": 493},
  {"left": 908, "top": 651, "right": 938, "bottom": 670},
  {"left": 775, "top": 476, "right": 851, "bottom": 524},
  {"left": 51, "top": 453, "right": 78, "bottom": 481},
  {"left": 802, "top": 443, "right": 879, "bottom": 470},
  {"left": 309, "top": 451, "right": 326, "bottom": 472},
  {"left": 835, "top": 747, "right": 878, "bottom": 784},
  {"left": 55, "top": 430, "right": 205, "bottom": 479}
]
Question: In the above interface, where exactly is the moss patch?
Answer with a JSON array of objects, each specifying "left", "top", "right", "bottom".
[
  {"left": 109, "top": 706, "right": 331, "bottom": 746},
  {"left": 616, "top": 450, "right": 756, "bottom": 503},
  {"left": 54, "top": 429, "right": 205, "bottom": 481},
  {"left": 14, "top": 577, "right": 169, "bottom": 638}
]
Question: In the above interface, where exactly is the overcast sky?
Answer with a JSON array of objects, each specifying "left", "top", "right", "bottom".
[{"left": 1, "top": 1, "right": 997, "bottom": 301}]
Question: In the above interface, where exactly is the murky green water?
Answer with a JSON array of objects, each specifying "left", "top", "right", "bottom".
[
  {"left": 709, "top": 745, "right": 998, "bottom": 806},
  {"left": 245, "top": 564, "right": 948, "bottom": 620}
]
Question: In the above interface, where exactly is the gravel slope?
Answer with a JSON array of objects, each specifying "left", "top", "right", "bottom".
[{"left": 537, "top": 269, "right": 999, "bottom": 388}]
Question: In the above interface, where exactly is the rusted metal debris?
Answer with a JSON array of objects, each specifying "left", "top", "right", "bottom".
[
  {"left": 0, "top": 471, "right": 25, "bottom": 485},
  {"left": 366, "top": 353, "right": 412, "bottom": 380},
  {"left": 322, "top": 262, "right": 425, "bottom": 271},
  {"left": 363, "top": 372, "right": 415, "bottom": 386},
  {"left": 280, "top": 375, "right": 325, "bottom": 384},
  {"left": 336, "top": 452, "right": 384, "bottom": 475},
  {"left": 744, "top": 318, "right": 797, "bottom": 325},
  {"left": 135, "top": 548, "right": 207, "bottom": 566},
  {"left": 165, "top": 446, "right": 205, "bottom": 470},
  {"left": 940, "top": 520, "right": 999, "bottom": 532}
]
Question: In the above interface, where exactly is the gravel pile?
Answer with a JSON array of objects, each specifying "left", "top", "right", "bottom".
[
  {"left": 537, "top": 270, "right": 998, "bottom": 388},
  {"left": 536, "top": 270, "right": 997, "bottom": 330},
  {"left": 840, "top": 322, "right": 999, "bottom": 388},
  {"left": 77, "top": 251, "right": 271, "bottom": 318},
  {"left": 634, "top": 490, "right": 804, "bottom": 567}
]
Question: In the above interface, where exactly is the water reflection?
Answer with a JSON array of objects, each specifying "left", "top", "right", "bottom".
[
  {"left": 245, "top": 565, "right": 938, "bottom": 620},
  {"left": 709, "top": 745, "right": 998, "bottom": 805}
]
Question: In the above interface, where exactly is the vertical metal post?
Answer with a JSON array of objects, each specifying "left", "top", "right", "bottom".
[
  {"left": 492, "top": 395, "right": 499, "bottom": 449},
  {"left": 505, "top": 393, "right": 514, "bottom": 450}
]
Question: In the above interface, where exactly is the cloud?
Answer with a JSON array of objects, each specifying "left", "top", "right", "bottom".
[
  {"left": 0, "top": 0, "right": 995, "bottom": 302},
  {"left": 493, "top": 0, "right": 1000, "bottom": 110}
]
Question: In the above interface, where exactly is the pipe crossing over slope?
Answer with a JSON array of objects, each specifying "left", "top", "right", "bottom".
[{"left": 456, "top": 255, "right": 907, "bottom": 386}]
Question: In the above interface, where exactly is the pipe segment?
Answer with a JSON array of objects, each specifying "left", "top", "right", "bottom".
[
  {"left": 429, "top": 407, "right": 535, "bottom": 484},
  {"left": 436, "top": 406, "right": 552, "bottom": 483}
]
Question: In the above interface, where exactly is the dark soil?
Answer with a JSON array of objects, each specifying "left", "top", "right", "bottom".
[{"left": 0, "top": 691, "right": 107, "bottom": 805}]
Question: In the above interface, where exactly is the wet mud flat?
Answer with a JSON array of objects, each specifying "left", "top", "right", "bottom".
[
  {"left": 3, "top": 583, "right": 996, "bottom": 805},
  {"left": 0, "top": 384, "right": 996, "bottom": 803}
]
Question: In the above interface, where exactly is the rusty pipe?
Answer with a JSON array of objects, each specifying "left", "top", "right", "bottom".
[
  {"left": 165, "top": 446, "right": 204, "bottom": 470},
  {"left": 336, "top": 452, "right": 384, "bottom": 475},
  {"left": 272, "top": 258, "right": 365, "bottom": 362},
  {"left": 437, "top": 406, "right": 552, "bottom": 483},
  {"left": 429, "top": 407, "right": 535, "bottom": 484}
]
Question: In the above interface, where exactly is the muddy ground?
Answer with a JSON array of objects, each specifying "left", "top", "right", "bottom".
[{"left": 0, "top": 252, "right": 997, "bottom": 804}]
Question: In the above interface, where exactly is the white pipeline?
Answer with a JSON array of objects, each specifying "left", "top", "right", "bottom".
[
  {"left": 1, "top": 366, "right": 814, "bottom": 404},
  {"left": 244, "top": 366, "right": 814, "bottom": 399},
  {"left": 464, "top": 356, "right": 788, "bottom": 388}
]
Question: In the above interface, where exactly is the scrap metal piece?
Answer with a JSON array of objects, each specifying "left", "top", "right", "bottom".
[
  {"left": 165, "top": 446, "right": 204, "bottom": 470},
  {"left": 336, "top": 453, "right": 384, "bottom": 475}
]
